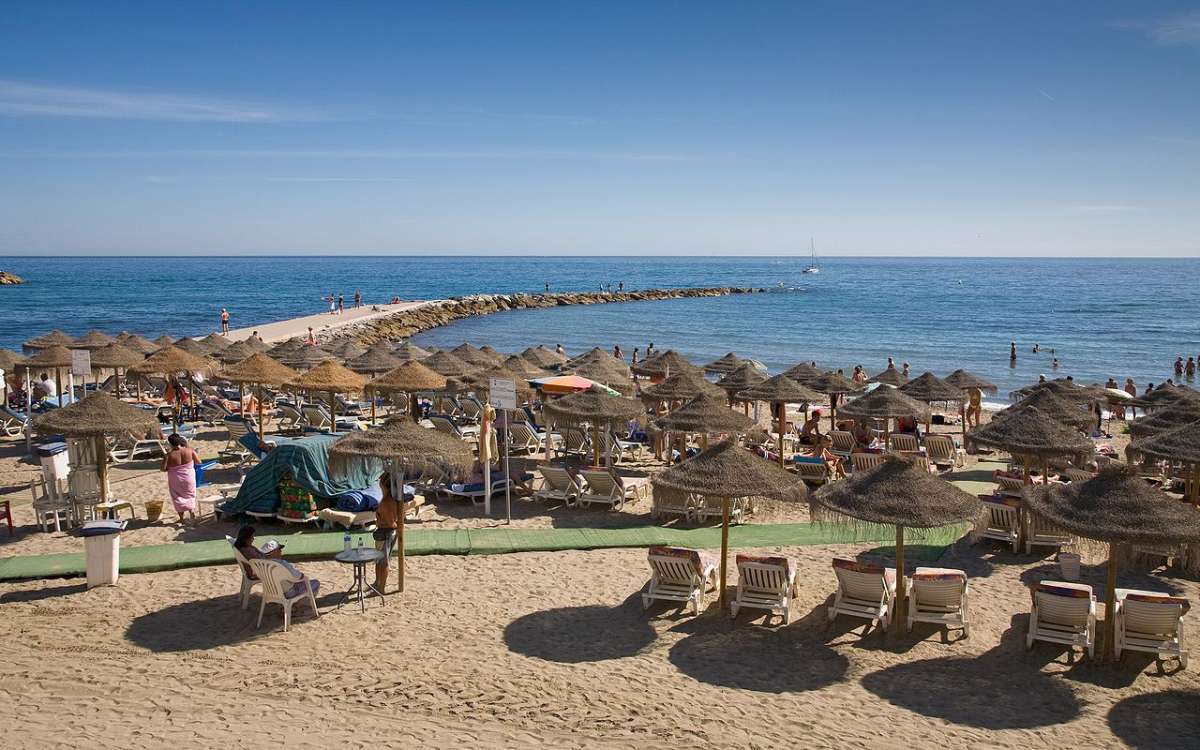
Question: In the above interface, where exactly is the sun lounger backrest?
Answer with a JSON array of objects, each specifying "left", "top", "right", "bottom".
[
  {"left": 649, "top": 546, "right": 707, "bottom": 581},
  {"left": 539, "top": 465, "right": 578, "bottom": 493},
  {"left": 509, "top": 422, "right": 535, "bottom": 446},
  {"left": 924, "top": 435, "right": 954, "bottom": 463},
  {"left": 829, "top": 430, "right": 855, "bottom": 454},
  {"left": 581, "top": 470, "right": 617, "bottom": 497},
  {"left": 1123, "top": 594, "right": 1190, "bottom": 634},
  {"left": 888, "top": 433, "right": 919, "bottom": 452},
  {"left": 1034, "top": 582, "right": 1093, "bottom": 626},
  {"left": 736, "top": 554, "right": 791, "bottom": 593},
  {"left": 833, "top": 558, "right": 889, "bottom": 602},
  {"left": 982, "top": 500, "right": 1019, "bottom": 531},
  {"left": 911, "top": 568, "right": 966, "bottom": 607},
  {"left": 429, "top": 415, "right": 460, "bottom": 437},
  {"left": 851, "top": 453, "right": 885, "bottom": 472}
]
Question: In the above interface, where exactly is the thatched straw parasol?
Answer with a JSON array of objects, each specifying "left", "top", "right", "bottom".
[
  {"left": 504, "top": 354, "right": 549, "bottom": 378},
  {"left": 72, "top": 330, "right": 116, "bottom": 350},
  {"left": 283, "top": 346, "right": 336, "bottom": 371},
  {"left": 1001, "top": 389, "right": 1095, "bottom": 432},
  {"left": 717, "top": 363, "right": 767, "bottom": 402},
  {"left": 809, "top": 371, "right": 862, "bottom": 430},
  {"left": 543, "top": 388, "right": 645, "bottom": 467},
  {"left": 322, "top": 339, "right": 367, "bottom": 361},
  {"left": 89, "top": 343, "right": 145, "bottom": 395},
  {"left": 1024, "top": 466, "right": 1200, "bottom": 659},
  {"left": 347, "top": 346, "right": 402, "bottom": 375},
  {"left": 267, "top": 338, "right": 306, "bottom": 359},
  {"left": 631, "top": 349, "right": 700, "bottom": 378},
  {"left": 1129, "top": 403, "right": 1200, "bottom": 438},
  {"left": 654, "top": 393, "right": 755, "bottom": 435},
  {"left": 452, "top": 343, "right": 503, "bottom": 367},
  {"left": 968, "top": 405, "right": 1093, "bottom": 483},
  {"left": 462, "top": 365, "right": 534, "bottom": 401},
  {"left": 152, "top": 335, "right": 176, "bottom": 348},
  {"left": 813, "top": 454, "right": 980, "bottom": 630},
  {"left": 21, "top": 345, "right": 75, "bottom": 403},
  {"left": 24, "top": 330, "right": 75, "bottom": 351},
  {"left": 839, "top": 387, "right": 930, "bottom": 443},
  {"left": 568, "top": 360, "right": 635, "bottom": 396},
  {"left": 116, "top": 333, "right": 159, "bottom": 354},
  {"left": 129, "top": 346, "right": 212, "bottom": 376},
  {"left": 1132, "top": 420, "right": 1200, "bottom": 502},
  {"left": 423, "top": 350, "right": 474, "bottom": 378},
  {"left": 1010, "top": 378, "right": 1106, "bottom": 403},
  {"left": 242, "top": 334, "right": 270, "bottom": 352},
  {"left": 653, "top": 438, "right": 807, "bottom": 608},
  {"left": 329, "top": 417, "right": 473, "bottom": 593},
  {"left": 641, "top": 370, "right": 723, "bottom": 403},
  {"left": 214, "top": 340, "right": 258, "bottom": 365},
  {"left": 1131, "top": 385, "right": 1200, "bottom": 410},
  {"left": 563, "top": 346, "right": 607, "bottom": 368},
  {"left": 898, "top": 371, "right": 963, "bottom": 433},
  {"left": 737, "top": 374, "right": 823, "bottom": 467},
  {"left": 944, "top": 368, "right": 998, "bottom": 440},
  {"left": 870, "top": 365, "right": 907, "bottom": 386},
  {"left": 33, "top": 392, "right": 159, "bottom": 506},
  {"left": 703, "top": 352, "right": 744, "bottom": 375},
  {"left": 521, "top": 345, "right": 565, "bottom": 368},
  {"left": 393, "top": 341, "right": 431, "bottom": 361},
  {"left": 219, "top": 353, "right": 300, "bottom": 435},
  {"left": 0, "top": 348, "right": 26, "bottom": 397},
  {"left": 171, "top": 337, "right": 209, "bottom": 357},
  {"left": 783, "top": 361, "right": 823, "bottom": 386},
  {"left": 366, "top": 360, "right": 448, "bottom": 422},
  {"left": 199, "top": 333, "right": 231, "bottom": 353},
  {"left": 288, "top": 360, "right": 368, "bottom": 432}
]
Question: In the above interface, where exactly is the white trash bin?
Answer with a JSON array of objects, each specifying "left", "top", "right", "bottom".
[
  {"left": 81, "top": 519, "right": 126, "bottom": 588},
  {"left": 1058, "top": 552, "right": 1081, "bottom": 581}
]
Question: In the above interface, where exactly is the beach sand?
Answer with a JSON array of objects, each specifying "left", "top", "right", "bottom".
[{"left": 2, "top": 408, "right": 1176, "bottom": 749}]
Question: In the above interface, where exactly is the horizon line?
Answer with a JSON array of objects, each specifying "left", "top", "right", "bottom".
[{"left": 0, "top": 253, "right": 1196, "bottom": 260}]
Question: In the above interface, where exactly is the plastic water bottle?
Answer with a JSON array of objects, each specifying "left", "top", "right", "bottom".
[
  {"left": 343, "top": 529, "right": 351, "bottom": 552},
  {"left": 357, "top": 536, "right": 364, "bottom": 550}
]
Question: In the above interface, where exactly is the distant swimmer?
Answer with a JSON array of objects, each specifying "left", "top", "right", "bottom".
[
  {"left": 1052, "top": 358, "right": 1060, "bottom": 369},
  {"left": 1010, "top": 342, "right": 1017, "bottom": 360},
  {"left": 1033, "top": 343, "right": 1040, "bottom": 354}
]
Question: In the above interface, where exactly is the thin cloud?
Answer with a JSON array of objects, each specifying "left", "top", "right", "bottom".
[
  {"left": 1, "top": 148, "right": 701, "bottom": 162},
  {"left": 0, "top": 79, "right": 319, "bottom": 122},
  {"left": 1113, "top": 12, "right": 1200, "bottom": 47},
  {"left": 1036, "top": 88, "right": 1055, "bottom": 102},
  {"left": 1072, "top": 204, "right": 1140, "bottom": 214}
]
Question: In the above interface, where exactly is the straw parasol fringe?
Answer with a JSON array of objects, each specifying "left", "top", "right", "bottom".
[
  {"left": 72, "top": 330, "right": 116, "bottom": 350},
  {"left": 392, "top": 341, "right": 432, "bottom": 361},
  {"left": 423, "top": 350, "right": 475, "bottom": 378},
  {"left": 870, "top": 366, "right": 907, "bottom": 386},
  {"left": 653, "top": 393, "right": 755, "bottom": 434},
  {"left": 24, "top": 330, "right": 76, "bottom": 350},
  {"left": 631, "top": 350, "right": 699, "bottom": 378}
]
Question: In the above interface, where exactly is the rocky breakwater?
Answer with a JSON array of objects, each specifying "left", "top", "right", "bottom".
[
  {"left": 0, "top": 272, "right": 26, "bottom": 285},
  {"left": 346, "top": 287, "right": 763, "bottom": 344}
]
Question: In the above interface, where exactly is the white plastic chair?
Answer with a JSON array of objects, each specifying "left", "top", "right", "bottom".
[
  {"left": 828, "top": 557, "right": 897, "bottom": 631},
  {"left": 906, "top": 567, "right": 969, "bottom": 637},
  {"left": 732, "top": 555, "right": 798, "bottom": 624},
  {"left": 1026, "top": 581, "right": 1096, "bottom": 658},
  {"left": 246, "top": 557, "right": 319, "bottom": 632},
  {"left": 226, "top": 535, "right": 261, "bottom": 610},
  {"left": 1114, "top": 589, "right": 1189, "bottom": 668},
  {"left": 642, "top": 547, "right": 717, "bottom": 615}
]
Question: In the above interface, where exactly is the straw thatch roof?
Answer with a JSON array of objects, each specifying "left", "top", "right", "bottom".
[
  {"left": 563, "top": 346, "right": 608, "bottom": 367},
  {"left": 703, "top": 352, "right": 744, "bottom": 375},
  {"left": 199, "top": 333, "right": 231, "bottom": 352},
  {"left": 652, "top": 438, "right": 807, "bottom": 501},
  {"left": 543, "top": 389, "right": 644, "bottom": 428},
  {"left": 716, "top": 363, "right": 767, "bottom": 395},
  {"left": 244, "top": 335, "right": 270, "bottom": 352},
  {"left": 462, "top": 366, "right": 534, "bottom": 400},
  {"left": 218, "top": 353, "right": 299, "bottom": 386},
  {"left": 72, "top": 330, "right": 116, "bottom": 350},
  {"left": 737, "top": 373, "right": 822, "bottom": 405},
  {"left": 520, "top": 345, "right": 565, "bottom": 367},
  {"left": 653, "top": 393, "right": 756, "bottom": 434},
  {"left": 839, "top": 387, "right": 931, "bottom": 421},
  {"left": 571, "top": 360, "right": 635, "bottom": 395},
  {"left": 32, "top": 392, "right": 158, "bottom": 438},
  {"left": 944, "top": 369, "right": 998, "bottom": 393},
  {"left": 1023, "top": 466, "right": 1200, "bottom": 546},
  {"left": 322, "top": 339, "right": 367, "bottom": 360},
  {"left": 347, "top": 346, "right": 402, "bottom": 374},
  {"left": 116, "top": 333, "right": 158, "bottom": 354},
  {"left": 171, "top": 337, "right": 209, "bottom": 356},
  {"left": 812, "top": 454, "right": 979, "bottom": 529},
  {"left": 503, "top": 354, "right": 548, "bottom": 378},
  {"left": 392, "top": 341, "right": 431, "bottom": 360},
  {"left": 870, "top": 366, "right": 907, "bottom": 386},
  {"left": 288, "top": 359, "right": 368, "bottom": 393},
  {"left": 128, "top": 346, "right": 213, "bottom": 375},
  {"left": 89, "top": 343, "right": 145, "bottom": 370},
  {"left": 268, "top": 338, "right": 306, "bottom": 358},
  {"left": 152, "top": 335, "right": 176, "bottom": 347},
  {"left": 22, "top": 345, "right": 74, "bottom": 369},
  {"left": 1010, "top": 378, "right": 1106, "bottom": 403},
  {"left": 366, "top": 361, "right": 447, "bottom": 394},
  {"left": 423, "top": 350, "right": 474, "bottom": 377},
  {"left": 214, "top": 340, "right": 258, "bottom": 364},
  {"left": 24, "top": 330, "right": 75, "bottom": 350},
  {"left": 1131, "top": 385, "right": 1200, "bottom": 410},
  {"left": 451, "top": 343, "right": 503, "bottom": 367},
  {"left": 640, "top": 370, "right": 724, "bottom": 403},
  {"left": 783, "top": 362, "right": 824, "bottom": 385},
  {"left": 329, "top": 417, "right": 474, "bottom": 473},
  {"left": 283, "top": 346, "right": 336, "bottom": 371},
  {"left": 809, "top": 371, "right": 861, "bottom": 395},
  {"left": 1129, "top": 403, "right": 1200, "bottom": 437},
  {"left": 631, "top": 350, "right": 700, "bottom": 378},
  {"left": 967, "top": 406, "right": 1092, "bottom": 456},
  {"left": 899, "top": 372, "right": 963, "bottom": 404},
  {"left": 1131, "top": 420, "right": 1200, "bottom": 464},
  {"left": 0, "top": 349, "right": 27, "bottom": 371},
  {"left": 1000, "top": 389, "right": 1094, "bottom": 432}
]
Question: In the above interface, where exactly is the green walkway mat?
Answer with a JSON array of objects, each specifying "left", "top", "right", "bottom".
[{"left": 0, "top": 462, "right": 995, "bottom": 581}]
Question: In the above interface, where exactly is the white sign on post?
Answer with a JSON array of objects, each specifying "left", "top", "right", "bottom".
[
  {"left": 488, "top": 377, "right": 517, "bottom": 410},
  {"left": 71, "top": 349, "right": 92, "bottom": 377}
]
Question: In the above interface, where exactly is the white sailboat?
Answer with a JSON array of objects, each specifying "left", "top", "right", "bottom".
[{"left": 803, "top": 237, "right": 820, "bottom": 274}]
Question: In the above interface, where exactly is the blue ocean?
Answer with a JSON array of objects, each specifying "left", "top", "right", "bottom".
[{"left": 0, "top": 255, "right": 1196, "bottom": 399}]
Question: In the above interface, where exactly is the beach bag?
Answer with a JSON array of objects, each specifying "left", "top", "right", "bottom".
[{"left": 277, "top": 475, "right": 317, "bottom": 520}]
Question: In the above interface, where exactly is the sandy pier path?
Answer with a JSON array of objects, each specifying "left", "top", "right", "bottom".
[{"left": 223, "top": 299, "right": 436, "bottom": 344}]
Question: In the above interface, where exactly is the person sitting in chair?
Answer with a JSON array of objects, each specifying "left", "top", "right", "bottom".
[
  {"left": 233, "top": 525, "right": 320, "bottom": 599},
  {"left": 798, "top": 410, "right": 824, "bottom": 446}
]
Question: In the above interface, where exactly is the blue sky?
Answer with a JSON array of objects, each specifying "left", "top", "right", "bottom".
[{"left": 0, "top": 2, "right": 1197, "bottom": 256}]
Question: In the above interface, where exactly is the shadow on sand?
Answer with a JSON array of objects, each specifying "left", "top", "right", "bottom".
[
  {"left": 1107, "top": 690, "right": 1200, "bottom": 749},
  {"left": 126, "top": 590, "right": 327, "bottom": 651},
  {"left": 504, "top": 593, "right": 657, "bottom": 664}
]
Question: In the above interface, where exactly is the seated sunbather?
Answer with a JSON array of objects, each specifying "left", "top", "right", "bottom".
[
  {"left": 798, "top": 410, "right": 823, "bottom": 445},
  {"left": 234, "top": 525, "right": 320, "bottom": 598},
  {"left": 808, "top": 435, "right": 846, "bottom": 479}
]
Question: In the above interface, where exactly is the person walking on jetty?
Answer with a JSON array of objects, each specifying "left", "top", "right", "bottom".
[
  {"left": 337, "top": 294, "right": 345, "bottom": 314},
  {"left": 353, "top": 290, "right": 362, "bottom": 308},
  {"left": 326, "top": 293, "right": 336, "bottom": 314},
  {"left": 220, "top": 307, "right": 230, "bottom": 334}
]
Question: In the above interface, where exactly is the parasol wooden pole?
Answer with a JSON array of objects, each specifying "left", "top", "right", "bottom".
[
  {"left": 238, "top": 384, "right": 245, "bottom": 418},
  {"left": 329, "top": 391, "right": 337, "bottom": 433},
  {"left": 1042, "top": 458, "right": 1050, "bottom": 485},
  {"left": 719, "top": 495, "right": 730, "bottom": 610},
  {"left": 370, "top": 394, "right": 377, "bottom": 425},
  {"left": 830, "top": 396, "right": 837, "bottom": 432},
  {"left": 593, "top": 424, "right": 602, "bottom": 468},
  {"left": 257, "top": 385, "right": 265, "bottom": 437},
  {"left": 893, "top": 525, "right": 906, "bottom": 632},
  {"left": 776, "top": 402, "right": 785, "bottom": 468},
  {"left": 95, "top": 434, "right": 108, "bottom": 505},
  {"left": 1104, "top": 547, "right": 1118, "bottom": 661}
]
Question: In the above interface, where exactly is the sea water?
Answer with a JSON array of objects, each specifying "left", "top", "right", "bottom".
[{"left": 0, "top": 255, "right": 1196, "bottom": 398}]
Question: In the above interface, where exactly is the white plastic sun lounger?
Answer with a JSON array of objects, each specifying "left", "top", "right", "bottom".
[
  {"left": 906, "top": 567, "right": 969, "bottom": 637},
  {"left": 642, "top": 546, "right": 717, "bottom": 615},
  {"left": 732, "top": 554, "right": 798, "bottom": 624},
  {"left": 1026, "top": 581, "right": 1096, "bottom": 658},
  {"left": 1114, "top": 589, "right": 1190, "bottom": 668},
  {"left": 828, "top": 557, "right": 897, "bottom": 631}
]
